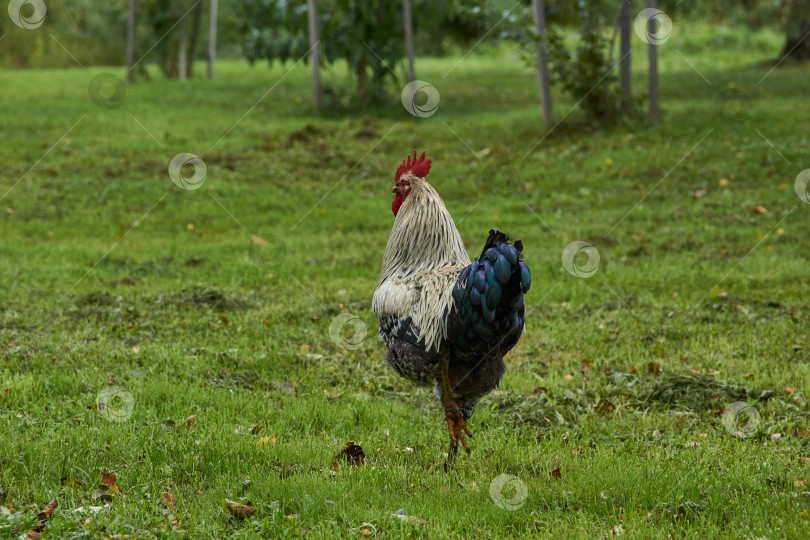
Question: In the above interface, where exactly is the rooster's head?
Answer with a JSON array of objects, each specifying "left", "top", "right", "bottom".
[{"left": 392, "top": 150, "right": 431, "bottom": 216}]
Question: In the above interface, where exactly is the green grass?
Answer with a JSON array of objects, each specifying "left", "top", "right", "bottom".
[{"left": 1, "top": 23, "right": 810, "bottom": 538}]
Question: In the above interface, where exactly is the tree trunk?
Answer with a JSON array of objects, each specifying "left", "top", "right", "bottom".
[
  {"left": 207, "top": 0, "right": 218, "bottom": 79},
  {"left": 531, "top": 0, "right": 553, "bottom": 128},
  {"left": 178, "top": 16, "right": 187, "bottom": 81},
  {"left": 403, "top": 0, "right": 415, "bottom": 83},
  {"left": 780, "top": 0, "right": 810, "bottom": 62},
  {"left": 647, "top": 0, "right": 659, "bottom": 124},
  {"left": 127, "top": 0, "right": 136, "bottom": 82},
  {"left": 619, "top": 0, "right": 631, "bottom": 105},
  {"left": 186, "top": 0, "right": 204, "bottom": 78},
  {"left": 308, "top": 0, "right": 322, "bottom": 110}
]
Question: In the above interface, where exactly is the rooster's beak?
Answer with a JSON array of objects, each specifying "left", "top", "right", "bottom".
[{"left": 392, "top": 185, "right": 398, "bottom": 194}]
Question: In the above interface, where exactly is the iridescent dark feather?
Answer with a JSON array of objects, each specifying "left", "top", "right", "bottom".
[{"left": 447, "top": 229, "right": 529, "bottom": 356}]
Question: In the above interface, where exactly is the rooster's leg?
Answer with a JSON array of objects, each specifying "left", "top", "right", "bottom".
[{"left": 440, "top": 354, "right": 473, "bottom": 459}]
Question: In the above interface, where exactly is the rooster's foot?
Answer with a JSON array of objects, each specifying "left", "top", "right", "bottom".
[{"left": 445, "top": 402, "right": 473, "bottom": 459}]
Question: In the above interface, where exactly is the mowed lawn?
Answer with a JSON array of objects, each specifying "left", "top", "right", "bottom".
[{"left": 1, "top": 24, "right": 809, "bottom": 538}]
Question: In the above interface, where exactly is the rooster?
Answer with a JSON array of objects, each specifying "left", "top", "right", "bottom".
[{"left": 372, "top": 151, "right": 531, "bottom": 458}]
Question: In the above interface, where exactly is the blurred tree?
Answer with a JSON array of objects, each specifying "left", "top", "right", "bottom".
[
  {"left": 780, "top": 0, "right": 810, "bottom": 61},
  {"left": 240, "top": 0, "right": 459, "bottom": 106}
]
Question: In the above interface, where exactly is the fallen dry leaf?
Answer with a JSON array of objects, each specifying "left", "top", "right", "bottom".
[
  {"left": 795, "top": 477, "right": 807, "bottom": 488},
  {"left": 60, "top": 477, "right": 83, "bottom": 488},
  {"left": 550, "top": 467, "right": 562, "bottom": 480},
  {"left": 161, "top": 492, "right": 176, "bottom": 507},
  {"left": 751, "top": 206, "right": 768, "bottom": 214},
  {"left": 250, "top": 421, "right": 265, "bottom": 435},
  {"left": 225, "top": 499, "right": 255, "bottom": 518},
  {"left": 185, "top": 415, "right": 195, "bottom": 426},
  {"left": 785, "top": 385, "right": 795, "bottom": 395},
  {"left": 100, "top": 472, "right": 117, "bottom": 489},
  {"left": 333, "top": 441, "right": 365, "bottom": 470},
  {"left": 359, "top": 528, "right": 373, "bottom": 537},
  {"left": 647, "top": 362, "right": 661, "bottom": 375},
  {"left": 26, "top": 498, "right": 58, "bottom": 538},
  {"left": 693, "top": 189, "right": 707, "bottom": 199},
  {"left": 595, "top": 399, "right": 615, "bottom": 416},
  {"left": 680, "top": 355, "right": 688, "bottom": 363},
  {"left": 770, "top": 433, "right": 782, "bottom": 443}
]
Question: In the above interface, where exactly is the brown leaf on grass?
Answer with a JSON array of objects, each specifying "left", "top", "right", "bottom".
[
  {"left": 225, "top": 499, "right": 255, "bottom": 518},
  {"left": 680, "top": 355, "right": 688, "bottom": 363},
  {"left": 785, "top": 385, "right": 795, "bottom": 395},
  {"left": 185, "top": 415, "right": 195, "bottom": 426},
  {"left": 161, "top": 492, "right": 176, "bottom": 507},
  {"left": 582, "top": 358, "right": 594, "bottom": 366},
  {"left": 100, "top": 472, "right": 116, "bottom": 489},
  {"left": 595, "top": 399, "right": 615, "bottom": 416},
  {"left": 108, "top": 275, "right": 139, "bottom": 287},
  {"left": 60, "top": 477, "right": 83, "bottom": 488},
  {"left": 550, "top": 467, "right": 562, "bottom": 480},
  {"left": 751, "top": 206, "right": 768, "bottom": 214},
  {"left": 647, "top": 362, "right": 661, "bottom": 375},
  {"left": 795, "top": 477, "right": 807, "bottom": 488},
  {"left": 359, "top": 528, "right": 373, "bottom": 538},
  {"left": 693, "top": 189, "right": 707, "bottom": 199},
  {"left": 333, "top": 441, "right": 365, "bottom": 470},
  {"left": 256, "top": 436, "right": 276, "bottom": 446},
  {"left": 250, "top": 421, "right": 265, "bottom": 435},
  {"left": 25, "top": 498, "right": 58, "bottom": 538}
]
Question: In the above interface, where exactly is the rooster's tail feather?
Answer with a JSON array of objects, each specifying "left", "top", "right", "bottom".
[{"left": 448, "top": 229, "right": 530, "bottom": 350}]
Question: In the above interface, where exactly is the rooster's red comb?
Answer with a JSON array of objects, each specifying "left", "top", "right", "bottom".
[{"left": 395, "top": 151, "right": 431, "bottom": 184}]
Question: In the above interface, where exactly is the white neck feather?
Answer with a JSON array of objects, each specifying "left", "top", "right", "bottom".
[{"left": 377, "top": 175, "right": 470, "bottom": 286}]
